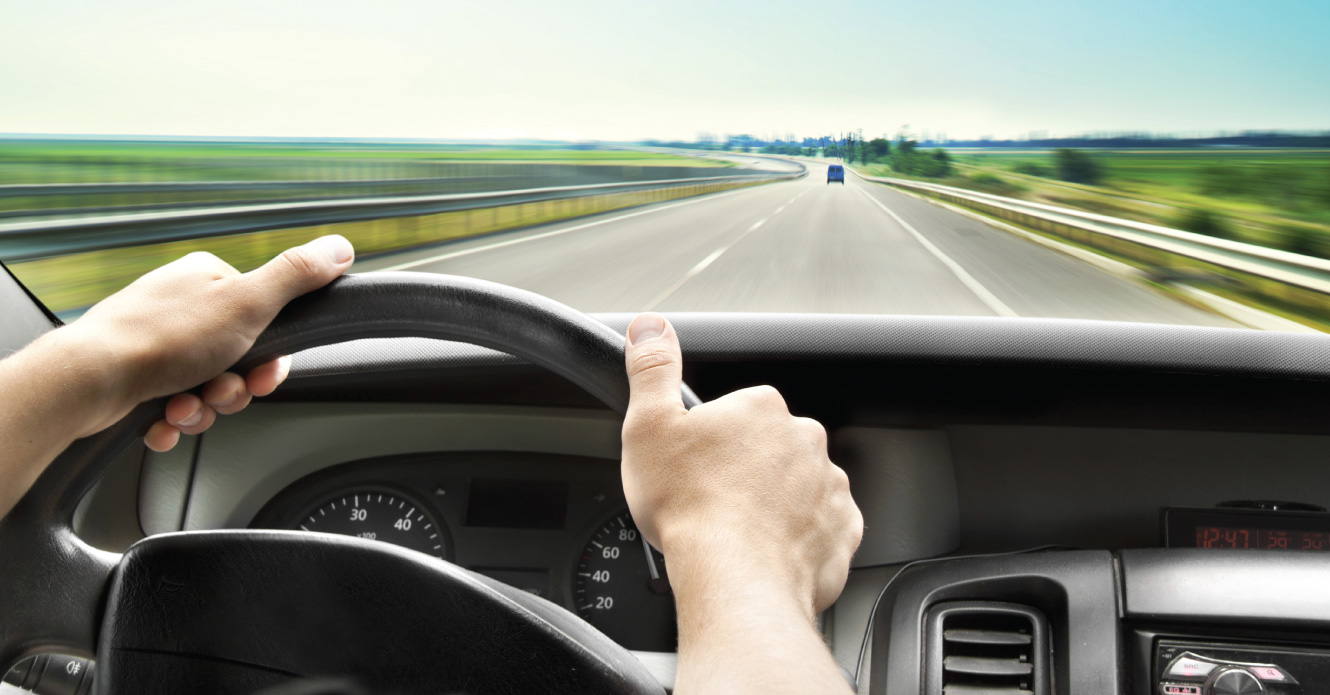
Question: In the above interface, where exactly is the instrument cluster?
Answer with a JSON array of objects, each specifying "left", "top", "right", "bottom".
[{"left": 251, "top": 450, "right": 676, "bottom": 652}]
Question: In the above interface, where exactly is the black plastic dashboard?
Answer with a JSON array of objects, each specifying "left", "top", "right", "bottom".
[{"left": 59, "top": 313, "right": 1330, "bottom": 694}]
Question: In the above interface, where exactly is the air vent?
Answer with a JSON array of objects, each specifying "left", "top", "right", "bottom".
[{"left": 925, "top": 601, "right": 1050, "bottom": 695}]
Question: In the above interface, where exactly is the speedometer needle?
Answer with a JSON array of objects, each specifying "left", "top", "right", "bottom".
[
  {"left": 640, "top": 534, "right": 661, "bottom": 580},
  {"left": 640, "top": 535, "right": 672, "bottom": 595}
]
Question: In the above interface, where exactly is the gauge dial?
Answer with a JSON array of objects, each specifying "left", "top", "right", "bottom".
[
  {"left": 294, "top": 489, "right": 447, "bottom": 559},
  {"left": 574, "top": 511, "right": 676, "bottom": 652}
]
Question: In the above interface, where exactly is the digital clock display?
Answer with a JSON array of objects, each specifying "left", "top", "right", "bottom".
[
  {"left": 1164, "top": 507, "right": 1330, "bottom": 550},
  {"left": 1195, "top": 526, "right": 1330, "bottom": 551}
]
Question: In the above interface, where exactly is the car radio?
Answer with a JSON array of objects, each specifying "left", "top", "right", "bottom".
[{"left": 1155, "top": 639, "right": 1330, "bottom": 694}]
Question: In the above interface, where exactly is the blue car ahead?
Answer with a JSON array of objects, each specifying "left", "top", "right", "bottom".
[{"left": 826, "top": 164, "right": 845, "bottom": 184}]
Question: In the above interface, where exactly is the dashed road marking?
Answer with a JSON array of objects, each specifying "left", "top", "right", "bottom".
[
  {"left": 644, "top": 216, "right": 772, "bottom": 309},
  {"left": 372, "top": 184, "right": 784, "bottom": 272},
  {"left": 855, "top": 185, "right": 1018, "bottom": 317}
]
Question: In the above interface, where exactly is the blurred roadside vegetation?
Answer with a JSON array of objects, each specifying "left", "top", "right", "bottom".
[
  {"left": 856, "top": 148, "right": 1330, "bottom": 260},
  {"left": 819, "top": 134, "right": 954, "bottom": 178},
  {"left": 0, "top": 140, "right": 724, "bottom": 185}
]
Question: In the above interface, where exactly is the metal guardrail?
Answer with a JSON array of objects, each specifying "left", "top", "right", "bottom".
[
  {"left": 861, "top": 173, "right": 1330, "bottom": 315},
  {"left": 0, "top": 169, "right": 804, "bottom": 262}
]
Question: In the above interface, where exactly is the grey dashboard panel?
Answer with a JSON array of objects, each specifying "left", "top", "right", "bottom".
[
  {"left": 834, "top": 427, "right": 960, "bottom": 567},
  {"left": 138, "top": 434, "right": 199, "bottom": 535},
  {"left": 1122, "top": 548, "right": 1330, "bottom": 627},
  {"left": 947, "top": 425, "right": 1330, "bottom": 552},
  {"left": 829, "top": 565, "right": 901, "bottom": 683},
  {"left": 182, "top": 403, "right": 622, "bottom": 531}
]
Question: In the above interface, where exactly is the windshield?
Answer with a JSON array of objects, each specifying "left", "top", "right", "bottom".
[{"left": 2, "top": 1, "right": 1328, "bottom": 331}]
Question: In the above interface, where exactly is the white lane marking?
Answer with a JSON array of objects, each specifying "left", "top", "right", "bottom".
[
  {"left": 771, "top": 186, "right": 812, "bottom": 216},
  {"left": 692, "top": 248, "right": 726, "bottom": 271},
  {"left": 643, "top": 217, "right": 770, "bottom": 310},
  {"left": 373, "top": 183, "right": 782, "bottom": 272},
  {"left": 855, "top": 185, "right": 1018, "bottom": 318}
]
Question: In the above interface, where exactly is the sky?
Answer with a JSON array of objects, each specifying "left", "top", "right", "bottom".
[{"left": 0, "top": 0, "right": 1327, "bottom": 142}]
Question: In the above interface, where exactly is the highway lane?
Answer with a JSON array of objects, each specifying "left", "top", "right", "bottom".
[{"left": 354, "top": 162, "right": 1236, "bottom": 327}]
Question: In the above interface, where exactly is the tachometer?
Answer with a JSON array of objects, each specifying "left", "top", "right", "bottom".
[
  {"left": 574, "top": 511, "right": 676, "bottom": 652},
  {"left": 294, "top": 488, "right": 447, "bottom": 559}
]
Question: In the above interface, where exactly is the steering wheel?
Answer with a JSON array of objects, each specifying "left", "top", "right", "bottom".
[{"left": 0, "top": 272, "right": 702, "bottom": 695}]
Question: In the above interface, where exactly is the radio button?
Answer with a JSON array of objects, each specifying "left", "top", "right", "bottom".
[
  {"left": 1166, "top": 656, "right": 1218, "bottom": 680},
  {"left": 1162, "top": 684, "right": 1203, "bottom": 695},
  {"left": 1207, "top": 668, "right": 1263, "bottom": 695},
  {"left": 1248, "top": 666, "right": 1286, "bottom": 682}
]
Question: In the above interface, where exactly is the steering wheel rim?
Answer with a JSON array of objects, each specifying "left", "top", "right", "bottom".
[{"left": 0, "top": 272, "right": 698, "bottom": 693}]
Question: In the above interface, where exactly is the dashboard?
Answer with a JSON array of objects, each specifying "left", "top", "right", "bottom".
[{"left": 47, "top": 314, "right": 1330, "bottom": 694}]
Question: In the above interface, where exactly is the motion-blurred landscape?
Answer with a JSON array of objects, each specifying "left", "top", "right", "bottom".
[
  {"left": 2, "top": 0, "right": 1328, "bottom": 330},
  {"left": 4, "top": 132, "right": 1330, "bottom": 329}
]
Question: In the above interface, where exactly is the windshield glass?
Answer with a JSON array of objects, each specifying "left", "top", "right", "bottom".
[{"left": 2, "top": 1, "right": 1328, "bottom": 330}]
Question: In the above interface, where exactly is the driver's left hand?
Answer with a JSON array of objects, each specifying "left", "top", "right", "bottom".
[{"left": 59, "top": 235, "right": 355, "bottom": 451}]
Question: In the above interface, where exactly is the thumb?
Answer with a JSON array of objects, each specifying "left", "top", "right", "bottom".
[
  {"left": 624, "top": 313, "right": 686, "bottom": 418},
  {"left": 244, "top": 235, "right": 356, "bottom": 307}
]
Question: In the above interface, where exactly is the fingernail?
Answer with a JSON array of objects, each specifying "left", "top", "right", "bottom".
[
  {"left": 628, "top": 313, "right": 666, "bottom": 345},
  {"left": 212, "top": 391, "right": 238, "bottom": 407},
  {"left": 311, "top": 235, "right": 354, "bottom": 264},
  {"left": 178, "top": 408, "right": 203, "bottom": 427}
]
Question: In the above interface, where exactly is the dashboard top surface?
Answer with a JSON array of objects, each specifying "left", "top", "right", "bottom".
[{"left": 290, "top": 312, "right": 1330, "bottom": 383}]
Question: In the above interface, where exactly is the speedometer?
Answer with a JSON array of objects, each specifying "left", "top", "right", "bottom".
[
  {"left": 574, "top": 511, "right": 676, "bottom": 652},
  {"left": 294, "top": 488, "right": 448, "bottom": 559}
]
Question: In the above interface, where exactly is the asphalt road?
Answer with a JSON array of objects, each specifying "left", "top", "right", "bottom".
[{"left": 354, "top": 163, "right": 1235, "bottom": 327}]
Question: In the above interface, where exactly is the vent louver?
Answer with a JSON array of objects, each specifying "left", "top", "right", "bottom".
[{"left": 925, "top": 601, "right": 1050, "bottom": 695}]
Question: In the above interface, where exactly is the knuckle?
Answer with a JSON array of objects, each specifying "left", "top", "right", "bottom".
[
  {"left": 831, "top": 463, "right": 851, "bottom": 490},
  {"left": 278, "top": 247, "right": 323, "bottom": 281},
  {"left": 181, "top": 251, "right": 235, "bottom": 277},
  {"left": 849, "top": 506, "right": 865, "bottom": 539},
  {"left": 796, "top": 416, "right": 827, "bottom": 441},
  {"left": 849, "top": 517, "right": 865, "bottom": 548},
  {"left": 738, "top": 384, "right": 786, "bottom": 409},
  {"left": 628, "top": 345, "right": 677, "bottom": 377},
  {"left": 184, "top": 250, "right": 220, "bottom": 264}
]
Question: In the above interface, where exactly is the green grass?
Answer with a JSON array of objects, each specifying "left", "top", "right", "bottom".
[{"left": 857, "top": 149, "right": 1330, "bottom": 253}]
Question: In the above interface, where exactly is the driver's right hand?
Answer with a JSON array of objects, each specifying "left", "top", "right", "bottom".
[{"left": 620, "top": 312, "right": 864, "bottom": 618}]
